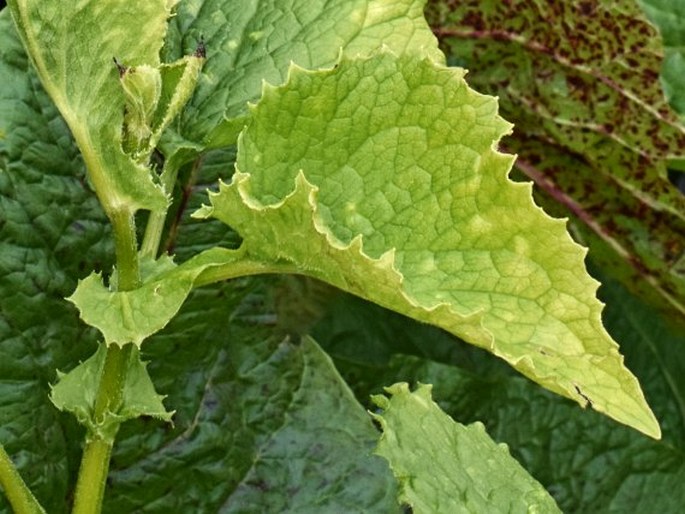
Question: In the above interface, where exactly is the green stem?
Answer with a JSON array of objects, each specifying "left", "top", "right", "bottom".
[
  {"left": 70, "top": 437, "right": 113, "bottom": 514},
  {"left": 0, "top": 443, "right": 46, "bottom": 514},
  {"left": 71, "top": 345, "right": 133, "bottom": 514},
  {"left": 193, "top": 256, "right": 302, "bottom": 288},
  {"left": 141, "top": 157, "right": 190, "bottom": 259},
  {"left": 140, "top": 208, "right": 168, "bottom": 259},
  {"left": 72, "top": 210, "right": 140, "bottom": 514},
  {"left": 111, "top": 209, "right": 141, "bottom": 291}
]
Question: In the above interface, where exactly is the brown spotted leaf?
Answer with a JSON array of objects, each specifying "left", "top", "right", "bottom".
[{"left": 427, "top": 0, "right": 685, "bottom": 320}]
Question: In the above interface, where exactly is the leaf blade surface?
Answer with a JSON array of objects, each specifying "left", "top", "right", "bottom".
[
  {"left": 200, "top": 51, "right": 660, "bottom": 437},
  {"left": 373, "top": 382, "right": 561, "bottom": 514},
  {"left": 164, "top": 0, "right": 443, "bottom": 149},
  {"left": 426, "top": 0, "right": 685, "bottom": 320}
]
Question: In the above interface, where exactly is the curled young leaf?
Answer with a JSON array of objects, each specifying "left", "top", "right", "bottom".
[
  {"left": 117, "top": 53, "right": 205, "bottom": 165},
  {"left": 120, "top": 64, "right": 162, "bottom": 155},
  {"left": 6, "top": 0, "right": 174, "bottom": 215}
]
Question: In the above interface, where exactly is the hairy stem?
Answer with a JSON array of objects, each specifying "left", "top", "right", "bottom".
[
  {"left": 112, "top": 209, "right": 141, "bottom": 291},
  {"left": 72, "top": 210, "right": 140, "bottom": 514},
  {"left": 70, "top": 435, "right": 114, "bottom": 514},
  {"left": 71, "top": 345, "right": 133, "bottom": 514},
  {"left": 0, "top": 443, "right": 46, "bottom": 514}
]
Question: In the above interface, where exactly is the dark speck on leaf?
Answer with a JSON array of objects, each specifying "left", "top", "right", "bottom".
[
  {"left": 254, "top": 480, "right": 270, "bottom": 492},
  {"left": 574, "top": 384, "right": 593, "bottom": 407},
  {"left": 113, "top": 57, "right": 127, "bottom": 77},
  {"left": 195, "top": 37, "right": 206, "bottom": 59}
]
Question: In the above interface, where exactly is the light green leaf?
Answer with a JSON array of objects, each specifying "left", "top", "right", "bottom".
[
  {"left": 309, "top": 251, "right": 685, "bottom": 512},
  {"left": 353, "top": 261, "right": 685, "bottom": 512},
  {"left": 67, "top": 249, "right": 237, "bottom": 347},
  {"left": 372, "top": 382, "right": 561, "bottom": 514},
  {"left": 426, "top": 1, "right": 685, "bottom": 320},
  {"left": 198, "top": 51, "right": 660, "bottom": 438},
  {"left": 6, "top": 0, "right": 173, "bottom": 215},
  {"left": 164, "top": 0, "right": 443, "bottom": 149},
  {"left": 67, "top": 245, "right": 300, "bottom": 346},
  {"left": 67, "top": 270, "right": 195, "bottom": 348},
  {"left": 50, "top": 343, "right": 172, "bottom": 442}
]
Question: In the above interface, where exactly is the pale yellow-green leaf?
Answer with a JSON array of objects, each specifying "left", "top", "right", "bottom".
[{"left": 198, "top": 51, "right": 660, "bottom": 438}]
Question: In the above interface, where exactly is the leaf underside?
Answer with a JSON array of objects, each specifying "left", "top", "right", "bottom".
[{"left": 372, "top": 383, "right": 561, "bottom": 514}]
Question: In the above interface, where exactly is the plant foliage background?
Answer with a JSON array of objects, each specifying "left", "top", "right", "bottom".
[{"left": 1, "top": 0, "right": 685, "bottom": 512}]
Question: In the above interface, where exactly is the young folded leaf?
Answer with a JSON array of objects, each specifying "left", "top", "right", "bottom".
[
  {"left": 120, "top": 54, "right": 205, "bottom": 164},
  {"left": 120, "top": 64, "right": 162, "bottom": 154},
  {"left": 6, "top": 0, "right": 173, "bottom": 215},
  {"left": 197, "top": 51, "right": 660, "bottom": 438}
]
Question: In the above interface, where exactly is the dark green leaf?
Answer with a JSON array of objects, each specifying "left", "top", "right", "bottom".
[
  {"left": 105, "top": 289, "right": 398, "bottom": 513},
  {"left": 0, "top": 11, "right": 110, "bottom": 511},
  {"left": 638, "top": 0, "right": 685, "bottom": 115}
]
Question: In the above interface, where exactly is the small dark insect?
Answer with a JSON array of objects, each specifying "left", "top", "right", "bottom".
[
  {"left": 112, "top": 56, "right": 128, "bottom": 77},
  {"left": 194, "top": 36, "right": 206, "bottom": 59},
  {"left": 573, "top": 384, "right": 593, "bottom": 407}
]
